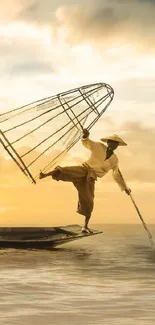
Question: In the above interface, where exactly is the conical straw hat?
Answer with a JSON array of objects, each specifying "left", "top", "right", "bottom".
[{"left": 100, "top": 134, "right": 127, "bottom": 146}]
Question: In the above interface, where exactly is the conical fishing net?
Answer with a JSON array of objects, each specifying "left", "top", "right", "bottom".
[{"left": 0, "top": 83, "right": 114, "bottom": 183}]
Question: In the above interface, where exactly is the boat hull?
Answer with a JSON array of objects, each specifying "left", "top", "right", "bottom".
[{"left": 0, "top": 225, "right": 102, "bottom": 249}]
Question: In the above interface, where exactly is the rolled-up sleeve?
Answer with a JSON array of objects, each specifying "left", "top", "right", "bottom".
[
  {"left": 81, "top": 137, "right": 97, "bottom": 151},
  {"left": 112, "top": 164, "right": 126, "bottom": 191}
]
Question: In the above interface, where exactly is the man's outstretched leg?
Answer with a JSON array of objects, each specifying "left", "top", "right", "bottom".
[
  {"left": 39, "top": 169, "right": 60, "bottom": 179},
  {"left": 39, "top": 166, "right": 87, "bottom": 182}
]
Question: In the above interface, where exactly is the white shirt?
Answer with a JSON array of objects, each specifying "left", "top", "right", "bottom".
[{"left": 82, "top": 137, "right": 126, "bottom": 191}]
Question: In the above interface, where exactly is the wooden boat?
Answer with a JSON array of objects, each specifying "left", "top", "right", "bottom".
[{"left": 0, "top": 225, "right": 102, "bottom": 249}]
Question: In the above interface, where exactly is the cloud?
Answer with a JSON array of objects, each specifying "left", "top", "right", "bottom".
[
  {"left": 2, "top": 0, "right": 155, "bottom": 52},
  {"left": 0, "top": 1, "right": 155, "bottom": 113},
  {"left": 0, "top": 0, "right": 33, "bottom": 21},
  {"left": 10, "top": 61, "right": 54, "bottom": 76},
  {"left": 112, "top": 78, "right": 155, "bottom": 105},
  {"left": 52, "top": 0, "right": 155, "bottom": 51},
  {"left": 114, "top": 121, "right": 155, "bottom": 183}
]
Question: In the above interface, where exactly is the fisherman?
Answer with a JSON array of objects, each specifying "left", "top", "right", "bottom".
[{"left": 39, "top": 129, "right": 131, "bottom": 233}]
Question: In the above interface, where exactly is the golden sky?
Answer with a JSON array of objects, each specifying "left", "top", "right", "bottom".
[{"left": 0, "top": 0, "right": 155, "bottom": 225}]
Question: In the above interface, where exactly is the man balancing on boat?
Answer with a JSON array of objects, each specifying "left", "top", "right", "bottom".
[{"left": 39, "top": 129, "right": 131, "bottom": 233}]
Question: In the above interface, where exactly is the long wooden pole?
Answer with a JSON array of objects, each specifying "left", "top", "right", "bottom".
[{"left": 118, "top": 169, "right": 155, "bottom": 249}]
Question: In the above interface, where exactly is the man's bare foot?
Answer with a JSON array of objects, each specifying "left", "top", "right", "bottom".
[
  {"left": 81, "top": 227, "right": 92, "bottom": 234},
  {"left": 39, "top": 171, "right": 46, "bottom": 179}
]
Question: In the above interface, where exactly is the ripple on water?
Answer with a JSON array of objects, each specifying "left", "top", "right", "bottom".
[{"left": 1, "top": 225, "right": 155, "bottom": 325}]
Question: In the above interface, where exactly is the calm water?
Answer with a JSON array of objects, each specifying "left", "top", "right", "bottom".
[{"left": 1, "top": 224, "right": 155, "bottom": 325}]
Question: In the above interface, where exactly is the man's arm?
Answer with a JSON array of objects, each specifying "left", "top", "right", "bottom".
[
  {"left": 112, "top": 165, "right": 131, "bottom": 195},
  {"left": 81, "top": 129, "right": 97, "bottom": 150}
]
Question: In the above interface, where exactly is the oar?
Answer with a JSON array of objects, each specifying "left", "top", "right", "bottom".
[{"left": 118, "top": 169, "right": 155, "bottom": 249}]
